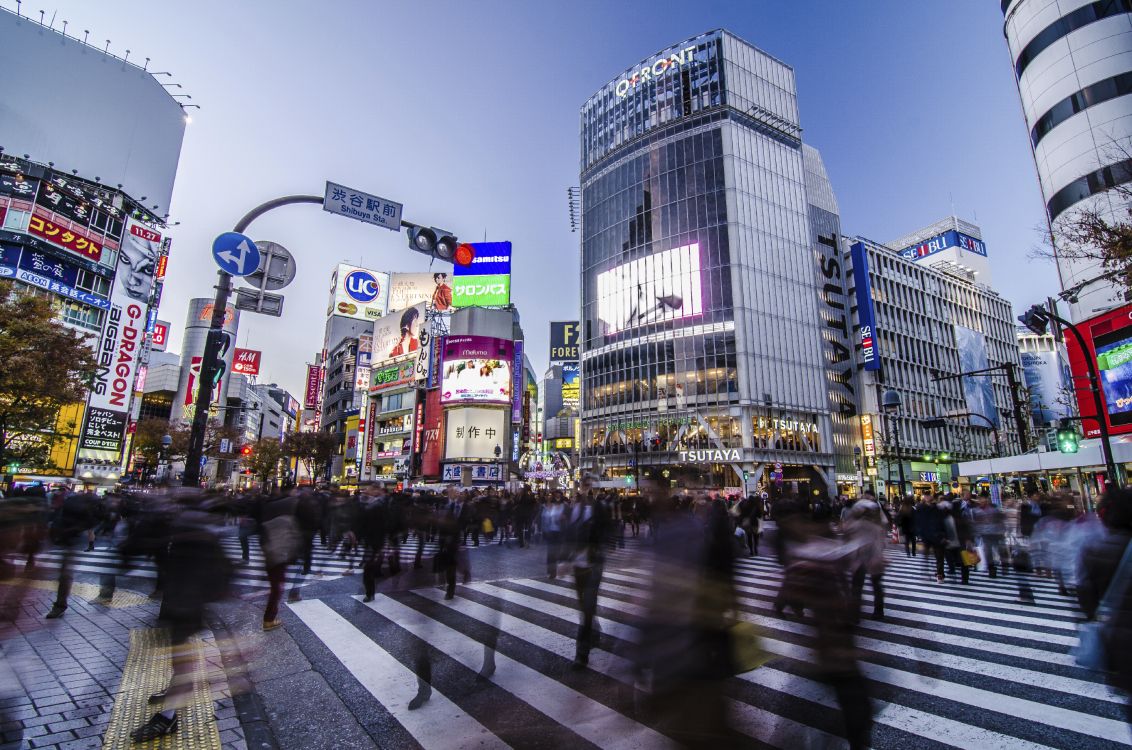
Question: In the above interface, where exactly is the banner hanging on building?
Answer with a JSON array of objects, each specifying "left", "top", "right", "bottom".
[{"left": 849, "top": 242, "right": 880, "bottom": 371}]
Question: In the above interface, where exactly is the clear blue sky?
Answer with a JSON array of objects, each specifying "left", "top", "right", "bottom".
[{"left": 8, "top": 0, "right": 1054, "bottom": 400}]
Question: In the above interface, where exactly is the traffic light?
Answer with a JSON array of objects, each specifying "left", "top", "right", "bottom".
[
  {"left": 1018, "top": 305, "right": 1051, "bottom": 335},
  {"left": 743, "top": 470, "right": 749, "bottom": 481},
  {"left": 1056, "top": 419, "right": 1079, "bottom": 454},
  {"left": 240, "top": 444, "right": 253, "bottom": 457},
  {"left": 406, "top": 225, "right": 474, "bottom": 267}
]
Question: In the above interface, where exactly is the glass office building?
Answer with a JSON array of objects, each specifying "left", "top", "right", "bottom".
[{"left": 579, "top": 30, "right": 855, "bottom": 495}]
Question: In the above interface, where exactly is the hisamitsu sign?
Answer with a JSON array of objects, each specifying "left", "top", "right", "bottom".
[{"left": 323, "top": 181, "right": 403, "bottom": 232}]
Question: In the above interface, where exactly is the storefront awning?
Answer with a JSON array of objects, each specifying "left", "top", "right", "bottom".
[{"left": 957, "top": 439, "right": 1132, "bottom": 477}]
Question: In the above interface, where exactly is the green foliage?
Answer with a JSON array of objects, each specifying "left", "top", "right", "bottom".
[
  {"left": 283, "top": 430, "right": 339, "bottom": 483},
  {"left": 246, "top": 437, "right": 285, "bottom": 483},
  {"left": 0, "top": 282, "right": 99, "bottom": 472}
]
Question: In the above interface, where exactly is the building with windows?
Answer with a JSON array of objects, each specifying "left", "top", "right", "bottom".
[
  {"left": 0, "top": 9, "right": 187, "bottom": 484},
  {"left": 845, "top": 233, "right": 1026, "bottom": 498},
  {"left": 1002, "top": 0, "right": 1132, "bottom": 321},
  {"left": 579, "top": 30, "right": 850, "bottom": 496}
]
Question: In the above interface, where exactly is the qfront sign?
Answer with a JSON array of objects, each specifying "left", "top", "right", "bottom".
[
  {"left": 678, "top": 448, "right": 740, "bottom": 463},
  {"left": 615, "top": 46, "right": 698, "bottom": 98}
]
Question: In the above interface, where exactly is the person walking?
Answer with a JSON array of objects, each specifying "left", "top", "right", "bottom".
[
  {"left": 45, "top": 489, "right": 103, "bottom": 619},
  {"left": 845, "top": 499, "right": 887, "bottom": 621},
  {"left": 260, "top": 492, "right": 302, "bottom": 630}
]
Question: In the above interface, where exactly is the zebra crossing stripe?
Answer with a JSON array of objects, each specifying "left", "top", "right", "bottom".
[
  {"left": 288, "top": 599, "right": 508, "bottom": 749},
  {"left": 360, "top": 594, "right": 679, "bottom": 750},
  {"left": 473, "top": 580, "right": 1073, "bottom": 749},
  {"left": 417, "top": 587, "right": 849, "bottom": 750},
  {"left": 529, "top": 575, "right": 1127, "bottom": 744}
]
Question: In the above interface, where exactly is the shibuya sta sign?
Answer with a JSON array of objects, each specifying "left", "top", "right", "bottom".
[
  {"left": 615, "top": 46, "right": 697, "bottom": 98},
  {"left": 679, "top": 448, "right": 740, "bottom": 463}
]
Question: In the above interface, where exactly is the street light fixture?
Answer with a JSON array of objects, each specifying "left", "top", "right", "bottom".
[{"left": 882, "top": 389, "right": 907, "bottom": 499}]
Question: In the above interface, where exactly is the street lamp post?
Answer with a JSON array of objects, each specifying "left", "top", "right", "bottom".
[{"left": 882, "top": 389, "right": 907, "bottom": 499}]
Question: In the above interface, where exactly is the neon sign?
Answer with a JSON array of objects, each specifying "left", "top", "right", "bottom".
[{"left": 615, "top": 46, "right": 697, "bottom": 98}]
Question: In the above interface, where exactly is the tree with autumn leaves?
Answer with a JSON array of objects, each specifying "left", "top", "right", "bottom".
[{"left": 0, "top": 281, "right": 99, "bottom": 475}]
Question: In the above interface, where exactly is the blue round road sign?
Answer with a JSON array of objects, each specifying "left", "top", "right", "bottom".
[
  {"left": 344, "top": 269, "right": 382, "bottom": 303},
  {"left": 212, "top": 232, "right": 261, "bottom": 276}
]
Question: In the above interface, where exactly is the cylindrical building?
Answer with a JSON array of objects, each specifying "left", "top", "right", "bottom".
[
  {"left": 579, "top": 30, "right": 856, "bottom": 496},
  {"left": 1002, "top": 0, "right": 1132, "bottom": 321}
]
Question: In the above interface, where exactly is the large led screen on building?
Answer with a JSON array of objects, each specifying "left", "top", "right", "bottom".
[
  {"left": 1064, "top": 304, "right": 1132, "bottom": 438},
  {"left": 440, "top": 336, "right": 513, "bottom": 405},
  {"left": 1096, "top": 327, "right": 1132, "bottom": 426},
  {"left": 596, "top": 243, "right": 703, "bottom": 335}
]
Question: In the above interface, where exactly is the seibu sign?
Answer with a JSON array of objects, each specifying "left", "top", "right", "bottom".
[
  {"left": 679, "top": 448, "right": 740, "bottom": 463},
  {"left": 615, "top": 46, "right": 697, "bottom": 98}
]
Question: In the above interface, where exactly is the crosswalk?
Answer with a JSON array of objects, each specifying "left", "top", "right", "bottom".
[{"left": 285, "top": 545, "right": 1132, "bottom": 750}]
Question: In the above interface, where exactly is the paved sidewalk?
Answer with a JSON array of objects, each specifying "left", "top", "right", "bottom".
[{"left": 0, "top": 575, "right": 246, "bottom": 750}]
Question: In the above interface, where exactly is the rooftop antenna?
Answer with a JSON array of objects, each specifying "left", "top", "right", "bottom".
[
  {"left": 123, "top": 49, "right": 130, "bottom": 64},
  {"left": 61, "top": 20, "right": 67, "bottom": 36},
  {"left": 37, "top": 9, "right": 42, "bottom": 23},
  {"left": 104, "top": 39, "right": 111, "bottom": 53},
  {"left": 14, "top": 1, "right": 20, "bottom": 18},
  {"left": 83, "top": 29, "right": 89, "bottom": 44},
  {"left": 143, "top": 57, "right": 150, "bottom": 71},
  {"left": 47, "top": 10, "right": 55, "bottom": 28}
]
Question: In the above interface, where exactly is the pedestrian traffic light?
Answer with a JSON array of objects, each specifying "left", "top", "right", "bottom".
[
  {"left": 406, "top": 225, "right": 474, "bottom": 267},
  {"left": 1056, "top": 420, "right": 1079, "bottom": 454},
  {"left": 743, "top": 470, "right": 749, "bottom": 481},
  {"left": 1018, "top": 305, "right": 1051, "bottom": 335}
]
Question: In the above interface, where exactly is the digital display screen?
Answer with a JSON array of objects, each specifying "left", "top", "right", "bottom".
[
  {"left": 596, "top": 243, "right": 703, "bottom": 335},
  {"left": 1095, "top": 325, "right": 1132, "bottom": 425}
]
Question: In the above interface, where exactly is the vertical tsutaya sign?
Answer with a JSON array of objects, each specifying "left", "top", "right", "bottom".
[
  {"left": 549, "top": 321, "right": 580, "bottom": 362},
  {"left": 615, "top": 45, "right": 697, "bottom": 98},
  {"left": 849, "top": 242, "right": 880, "bottom": 371}
]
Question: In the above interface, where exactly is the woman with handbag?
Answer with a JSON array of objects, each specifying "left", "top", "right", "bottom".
[{"left": 1076, "top": 488, "right": 1132, "bottom": 726}]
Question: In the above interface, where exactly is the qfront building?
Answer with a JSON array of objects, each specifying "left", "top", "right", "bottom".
[
  {"left": 579, "top": 30, "right": 857, "bottom": 496},
  {"left": 1002, "top": 0, "right": 1132, "bottom": 321}
]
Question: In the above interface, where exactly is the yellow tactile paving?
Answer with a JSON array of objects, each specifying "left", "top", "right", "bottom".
[
  {"left": 0, "top": 577, "right": 149, "bottom": 608},
  {"left": 101, "top": 628, "right": 222, "bottom": 750}
]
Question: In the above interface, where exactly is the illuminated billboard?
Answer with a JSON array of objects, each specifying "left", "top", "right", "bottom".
[
  {"left": 1066, "top": 304, "right": 1132, "bottom": 437},
  {"left": 371, "top": 303, "right": 427, "bottom": 364},
  {"left": 327, "top": 263, "right": 389, "bottom": 321},
  {"left": 595, "top": 243, "right": 702, "bottom": 335},
  {"left": 562, "top": 362, "right": 580, "bottom": 410},
  {"left": 387, "top": 272, "right": 454, "bottom": 313},
  {"left": 440, "top": 336, "right": 514, "bottom": 405}
]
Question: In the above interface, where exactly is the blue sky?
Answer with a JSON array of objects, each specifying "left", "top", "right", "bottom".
[{"left": 8, "top": 0, "right": 1054, "bottom": 399}]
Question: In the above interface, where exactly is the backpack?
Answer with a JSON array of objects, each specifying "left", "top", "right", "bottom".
[{"left": 262, "top": 514, "right": 301, "bottom": 567}]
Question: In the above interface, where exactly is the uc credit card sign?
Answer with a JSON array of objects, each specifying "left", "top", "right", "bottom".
[{"left": 456, "top": 242, "right": 511, "bottom": 276}]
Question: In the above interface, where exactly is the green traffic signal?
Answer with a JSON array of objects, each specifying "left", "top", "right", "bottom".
[{"left": 1056, "top": 428, "right": 1079, "bottom": 454}]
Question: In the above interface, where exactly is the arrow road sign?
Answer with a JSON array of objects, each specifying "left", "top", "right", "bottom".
[{"left": 212, "top": 232, "right": 261, "bottom": 276}]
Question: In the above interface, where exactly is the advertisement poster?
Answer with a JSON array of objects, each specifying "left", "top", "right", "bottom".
[
  {"left": 371, "top": 303, "right": 427, "bottom": 363},
  {"left": 327, "top": 263, "right": 389, "bottom": 321},
  {"left": 452, "top": 274, "right": 510, "bottom": 307},
  {"left": 232, "top": 348, "right": 261, "bottom": 376},
  {"left": 151, "top": 320, "right": 171, "bottom": 351},
  {"left": 304, "top": 364, "right": 321, "bottom": 409},
  {"left": 27, "top": 212, "right": 103, "bottom": 262},
  {"left": 387, "top": 272, "right": 455, "bottom": 313},
  {"left": 420, "top": 389, "right": 444, "bottom": 477},
  {"left": 444, "top": 407, "right": 508, "bottom": 461},
  {"left": 370, "top": 359, "right": 416, "bottom": 392},
  {"left": 596, "top": 243, "right": 702, "bottom": 334},
  {"left": 78, "top": 407, "right": 128, "bottom": 453},
  {"left": 849, "top": 241, "right": 881, "bottom": 371},
  {"left": 441, "top": 336, "right": 514, "bottom": 404},
  {"left": 561, "top": 362, "right": 581, "bottom": 410},
  {"left": 549, "top": 321, "right": 581, "bottom": 362},
  {"left": 1021, "top": 350, "right": 1071, "bottom": 427},
  {"left": 954, "top": 326, "right": 999, "bottom": 427},
  {"left": 1096, "top": 326, "right": 1132, "bottom": 426}
]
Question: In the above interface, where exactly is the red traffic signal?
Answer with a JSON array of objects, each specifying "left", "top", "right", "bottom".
[
  {"left": 240, "top": 445, "right": 253, "bottom": 456},
  {"left": 454, "top": 243, "right": 476, "bottom": 267}
]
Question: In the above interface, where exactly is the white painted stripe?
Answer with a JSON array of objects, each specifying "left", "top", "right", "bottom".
[
  {"left": 577, "top": 578, "right": 1125, "bottom": 742},
  {"left": 288, "top": 599, "right": 507, "bottom": 749},
  {"left": 416, "top": 587, "right": 847, "bottom": 750},
  {"left": 362, "top": 594, "right": 676, "bottom": 750}
]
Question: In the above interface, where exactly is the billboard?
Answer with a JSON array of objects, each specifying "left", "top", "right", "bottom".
[
  {"left": 151, "top": 320, "right": 171, "bottom": 351},
  {"left": 452, "top": 274, "right": 510, "bottom": 308},
  {"left": 371, "top": 359, "right": 416, "bottom": 392},
  {"left": 954, "top": 326, "right": 999, "bottom": 428},
  {"left": 420, "top": 389, "right": 444, "bottom": 477},
  {"left": 549, "top": 321, "right": 581, "bottom": 362},
  {"left": 440, "top": 336, "right": 514, "bottom": 405},
  {"left": 454, "top": 241, "right": 511, "bottom": 277},
  {"left": 304, "top": 365, "right": 321, "bottom": 409},
  {"left": 327, "top": 263, "right": 389, "bottom": 321},
  {"left": 596, "top": 243, "right": 702, "bottom": 335},
  {"left": 849, "top": 242, "right": 880, "bottom": 371},
  {"left": 444, "top": 407, "right": 508, "bottom": 461},
  {"left": 387, "top": 272, "right": 455, "bottom": 313},
  {"left": 78, "top": 407, "right": 128, "bottom": 453},
  {"left": 1091, "top": 313, "right": 1132, "bottom": 431},
  {"left": 898, "top": 229, "right": 987, "bottom": 261},
  {"left": 371, "top": 303, "right": 427, "bottom": 363},
  {"left": 512, "top": 340, "right": 524, "bottom": 424},
  {"left": 0, "top": 242, "right": 111, "bottom": 309},
  {"left": 118, "top": 219, "right": 162, "bottom": 305},
  {"left": 1021, "top": 350, "right": 1071, "bottom": 427},
  {"left": 232, "top": 348, "right": 261, "bottom": 376},
  {"left": 0, "top": 13, "right": 187, "bottom": 215},
  {"left": 562, "top": 362, "right": 581, "bottom": 410}
]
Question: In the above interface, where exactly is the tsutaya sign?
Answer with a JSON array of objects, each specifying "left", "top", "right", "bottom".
[
  {"left": 679, "top": 448, "right": 740, "bottom": 463},
  {"left": 615, "top": 46, "right": 697, "bottom": 98}
]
